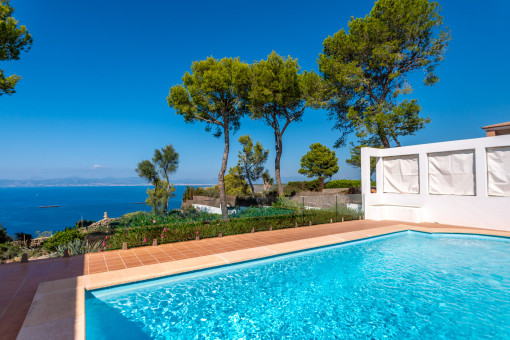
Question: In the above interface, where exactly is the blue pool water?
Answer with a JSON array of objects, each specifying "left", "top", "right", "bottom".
[{"left": 86, "top": 232, "right": 510, "bottom": 339}]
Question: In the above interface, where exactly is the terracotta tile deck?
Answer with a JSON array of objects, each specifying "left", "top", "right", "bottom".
[{"left": 1, "top": 220, "right": 509, "bottom": 340}]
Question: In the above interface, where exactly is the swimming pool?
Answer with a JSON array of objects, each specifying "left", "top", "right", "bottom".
[{"left": 86, "top": 231, "right": 510, "bottom": 339}]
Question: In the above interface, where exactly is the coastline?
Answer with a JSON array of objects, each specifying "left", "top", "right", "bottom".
[
  {"left": 0, "top": 183, "right": 215, "bottom": 188},
  {"left": 0, "top": 186, "right": 192, "bottom": 235}
]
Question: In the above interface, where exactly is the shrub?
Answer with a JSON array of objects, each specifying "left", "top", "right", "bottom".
[
  {"left": 182, "top": 186, "right": 194, "bottom": 201},
  {"left": 55, "top": 239, "right": 103, "bottom": 256},
  {"left": 325, "top": 179, "right": 376, "bottom": 189},
  {"left": 265, "top": 187, "right": 279, "bottom": 198},
  {"left": 230, "top": 206, "right": 294, "bottom": 218},
  {"left": 272, "top": 196, "right": 303, "bottom": 210},
  {"left": 110, "top": 211, "right": 148, "bottom": 227},
  {"left": 0, "top": 223, "right": 11, "bottom": 243},
  {"left": 183, "top": 186, "right": 219, "bottom": 200},
  {"left": 325, "top": 180, "right": 361, "bottom": 188},
  {"left": 200, "top": 186, "right": 219, "bottom": 198},
  {"left": 283, "top": 180, "right": 319, "bottom": 196},
  {"left": 42, "top": 228, "right": 85, "bottom": 252},
  {"left": 15, "top": 232, "right": 32, "bottom": 246},
  {"left": 0, "top": 241, "right": 46, "bottom": 263},
  {"left": 75, "top": 219, "right": 95, "bottom": 228},
  {"left": 0, "top": 242, "right": 21, "bottom": 263},
  {"left": 111, "top": 210, "right": 220, "bottom": 229}
]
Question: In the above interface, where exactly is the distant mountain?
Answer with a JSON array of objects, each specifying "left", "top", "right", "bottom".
[
  {"left": 0, "top": 177, "right": 217, "bottom": 187},
  {"left": 0, "top": 175, "right": 322, "bottom": 188}
]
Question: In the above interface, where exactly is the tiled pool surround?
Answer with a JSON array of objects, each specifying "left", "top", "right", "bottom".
[{"left": 10, "top": 221, "right": 510, "bottom": 340}]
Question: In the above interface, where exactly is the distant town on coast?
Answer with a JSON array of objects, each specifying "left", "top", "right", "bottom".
[{"left": 0, "top": 177, "right": 217, "bottom": 187}]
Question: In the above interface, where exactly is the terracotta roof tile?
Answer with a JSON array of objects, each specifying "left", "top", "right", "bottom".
[{"left": 482, "top": 121, "right": 510, "bottom": 130}]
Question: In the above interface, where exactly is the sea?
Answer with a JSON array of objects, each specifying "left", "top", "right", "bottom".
[{"left": 0, "top": 186, "right": 189, "bottom": 237}]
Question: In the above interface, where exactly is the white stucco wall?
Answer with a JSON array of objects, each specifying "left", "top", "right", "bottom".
[{"left": 361, "top": 135, "right": 510, "bottom": 231}]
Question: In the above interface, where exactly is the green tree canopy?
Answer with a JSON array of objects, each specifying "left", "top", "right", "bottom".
[
  {"left": 153, "top": 145, "right": 179, "bottom": 181},
  {"left": 237, "top": 134, "right": 269, "bottom": 197},
  {"left": 248, "top": 51, "right": 322, "bottom": 196},
  {"left": 224, "top": 166, "right": 250, "bottom": 197},
  {"left": 136, "top": 145, "right": 179, "bottom": 213},
  {"left": 345, "top": 140, "right": 381, "bottom": 177},
  {"left": 136, "top": 160, "right": 158, "bottom": 184},
  {"left": 145, "top": 181, "right": 176, "bottom": 215},
  {"left": 0, "top": 0, "right": 33, "bottom": 96},
  {"left": 298, "top": 143, "right": 339, "bottom": 191},
  {"left": 153, "top": 145, "right": 179, "bottom": 212},
  {"left": 168, "top": 57, "right": 250, "bottom": 220},
  {"left": 344, "top": 135, "right": 383, "bottom": 177},
  {"left": 318, "top": 0, "right": 450, "bottom": 148}
]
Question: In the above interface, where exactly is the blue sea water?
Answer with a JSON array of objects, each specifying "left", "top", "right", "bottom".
[
  {"left": 86, "top": 231, "right": 510, "bottom": 339},
  {"left": 0, "top": 186, "right": 188, "bottom": 236}
]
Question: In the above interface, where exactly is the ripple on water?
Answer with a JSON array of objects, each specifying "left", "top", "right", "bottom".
[{"left": 86, "top": 232, "right": 510, "bottom": 339}]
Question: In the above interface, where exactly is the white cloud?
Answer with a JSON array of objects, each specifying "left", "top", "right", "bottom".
[{"left": 92, "top": 164, "right": 107, "bottom": 169}]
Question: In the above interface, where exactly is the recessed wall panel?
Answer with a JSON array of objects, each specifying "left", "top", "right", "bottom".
[
  {"left": 487, "top": 146, "right": 510, "bottom": 197},
  {"left": 428, "top": 150, "right": 475, "bottom": 196},
  {"left": 383, "top": 155, "right": 419, "bottom": 194}
]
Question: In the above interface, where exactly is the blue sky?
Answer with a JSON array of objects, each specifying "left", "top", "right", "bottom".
[{"left": 1, "top": 0, "right": 509, "bottom": 182}]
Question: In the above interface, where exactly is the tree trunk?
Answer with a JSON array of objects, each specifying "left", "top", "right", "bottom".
[
  {"left": 218, "top": 128, "right": 230, "bottom": 221},
  {"left": 152, "top": 179, "right": 160, "bottom": 214},
  {"left": 163, "top": 174, "right": 170, "bottom": 214},
  {"left": 245, "top": 169, "right": 256, "bottom": 199},
  {"left": 318, "top": 176, "right": 325, "bottom": 192},
  {"left": 379, "top": 132, "right": 391, "bottom": 148},
  {"left": 392, "top": 135, "right": 401, "bottom": 147},
  {"left": 274, "top": 132, "right": 284, "bottom": 196}
]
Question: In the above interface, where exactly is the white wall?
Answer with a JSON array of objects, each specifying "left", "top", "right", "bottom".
[{"left": 361, "top": 135, "right": 510, "bottom": 231}]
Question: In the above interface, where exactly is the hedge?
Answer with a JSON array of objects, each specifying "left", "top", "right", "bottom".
[
  {"left": 325, "top": 179, "right": 376, "bottom": 189},
  {"left": 103, "top": 208, "right": 362, "bottom": 251}
]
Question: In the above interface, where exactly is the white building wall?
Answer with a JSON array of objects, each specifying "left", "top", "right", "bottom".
[{"left": 361, "top": 135, "right": 510, "bottom": 231}]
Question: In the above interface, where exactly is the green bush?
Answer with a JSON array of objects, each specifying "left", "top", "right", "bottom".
[
  {"left": 183, "top": 186, "right": 219, "bottom": 201},
  {"left": 15, "top": 232, "right": 32, "bottom": 246},
  {"left": 0, "top": 223, "right": 11, "bottom": 243},
  {"left": 111, "top": 207, "right": 298, "bottom": 231},
  {"left": 55, "top": 239, "right": 103, "bottom": 256},
  {"left": 325, "top": 179, "right": 376, "bottom": 189},
  {"left": 0, "top": 242, "right": 21, "bottom": 263},
  {"left": 200, "top": 186, "right": 219, "bottom": 198},
  {"left": 265, "top": 187, "right": 279, "bottom": 198},
  {"left": 272, "top": 196, "right": 303, "bottom": 210},
  {"left": 283, "top": 180, "right": 320, "bottom": 196},
  {"left": 75, "top": 219, "right": 95, "bottom": 228},
  {"left": 182, "top": 186, "right": 194, "bottom": 201},
  {"left": 230, "top": 206, "right": 294, "bottom": 218},
  {"left": 325, "top": 180, "right": 361, "bottom": 188},
  {"left": 111, "top": 209, "right": 220, "bottom": 229},
  {"left": 42, "top": 228, "right": 85, "bottom": 252}
]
